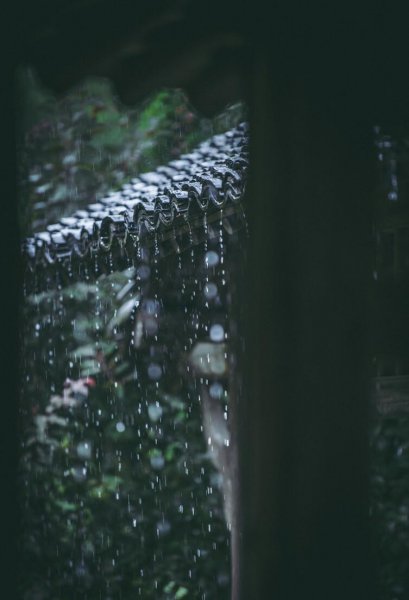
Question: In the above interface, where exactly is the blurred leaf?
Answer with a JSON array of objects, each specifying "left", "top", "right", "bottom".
[
  {"left": 71, "top": 344, "right": 96, "bottom": 359},
  {"left": 107, "top": 297, "right": 139, "bottom": 331},
  {"left": 101, "top": 475, "right": 123, "bottom": 492},
  {"left": 55, "top": 500, "right": 77, "bottom": 512},
  {"left": 49, "top": 184, "right": 69, "bottom": 203},
  {"left": 164, "top": 580, "right": 175, "bottom": 593}
]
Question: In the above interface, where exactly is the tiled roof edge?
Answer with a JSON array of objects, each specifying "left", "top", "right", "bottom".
[{"left": 23, "top": 122, "right": 249, "bottom": 269}]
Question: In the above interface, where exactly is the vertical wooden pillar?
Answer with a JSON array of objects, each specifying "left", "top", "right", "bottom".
[
  {"left": 0, "top": 67, "right": 20, "bottom": 598},
  {"left": 238, "top": 44, "right": 375, "bottom": 600}
]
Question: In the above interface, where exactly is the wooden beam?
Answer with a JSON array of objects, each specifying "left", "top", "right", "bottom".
[{"left": 238, "top": 43, "right": 375, "bottom": 600}]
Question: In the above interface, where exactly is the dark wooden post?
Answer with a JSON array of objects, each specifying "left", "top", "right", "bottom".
[
  {"left": 237, "top": 42, "right": 375, "bottom": 599},
  {"left": 1, "top": 68, "right": 20, "bottom": 598}
]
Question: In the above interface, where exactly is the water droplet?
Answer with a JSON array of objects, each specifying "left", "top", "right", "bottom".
[
  {"left": 147, "top": 363, "right": 162, "bottom": 380},
  {"left": 116, "top": 422, "right": 126, "bottom": 433},
  {"left": 150, "top": 453, "right": 165, "bottom": 470},
  {"left": 76, "top": 441, "right": 92, "bottom": 460},
  {"left": 204, "top": 282, "right": 218, "bottom": 299},
  {"left": 209, "top": 382, "right": 224, "bottom": 399},
  {"left": 210, "top": 324, "right": 224, "bottom": 342},
  {"left": 148, "top": 403, "right": 163, "bottom": 422},
  {"left": 204, "top": 250, "right": 219, "bottom": 268}
]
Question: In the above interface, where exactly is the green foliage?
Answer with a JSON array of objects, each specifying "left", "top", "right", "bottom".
[
  {"left": 16, "top": 67, "right": 246, "bottom": 236},
  {"left": 17, "top": 69, "right": 246, "bottom": 597},
  {"left": 19, "top": 268, "right": 231, "bottom": 599}
]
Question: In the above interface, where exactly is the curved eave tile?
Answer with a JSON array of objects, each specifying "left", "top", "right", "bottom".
[{"left": 23, "top": 123, "right": 249, "bottom": 269}]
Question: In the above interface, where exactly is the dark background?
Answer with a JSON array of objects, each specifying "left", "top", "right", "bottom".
[{"left": 2, "top": 1, "right": 409, "bottom": 598}]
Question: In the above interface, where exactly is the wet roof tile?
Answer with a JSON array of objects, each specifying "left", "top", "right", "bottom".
[{"left": 23, "top": 123, "right": 249, "bottom": 268}]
